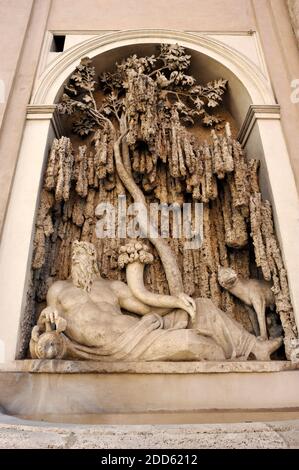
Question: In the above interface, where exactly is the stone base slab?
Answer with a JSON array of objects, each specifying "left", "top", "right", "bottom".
[{"left": 0, "top": 361, "right": 299, "bottom": 421}]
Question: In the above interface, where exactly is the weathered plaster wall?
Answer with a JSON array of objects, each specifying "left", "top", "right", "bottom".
[
  {"left": 0, "top": 0, "right": 51, "bottom": 237},
  {"left": 0, "top": 0, "right": 33, "bottom": 127},
  {"left": 47, "top": 0, "right": 254, "bottom": 32},
  {"left": 252, "top": 0, "right": 299, "bottom": 199}
]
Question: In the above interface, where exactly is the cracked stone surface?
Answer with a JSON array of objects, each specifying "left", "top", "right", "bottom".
[{"left": 0, "top": 414, "right": 299, "bottom": 449}]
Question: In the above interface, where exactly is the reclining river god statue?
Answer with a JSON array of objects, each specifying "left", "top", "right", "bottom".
[{"left": 30, "top": 240, "right": 283, "bottom": 362}]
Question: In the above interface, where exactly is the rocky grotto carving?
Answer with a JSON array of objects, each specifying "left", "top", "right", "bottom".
[{"left": 23, "top": 44, "right": 299, "bottom": 362}]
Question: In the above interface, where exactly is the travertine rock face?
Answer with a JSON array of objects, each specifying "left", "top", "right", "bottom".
[{"left": 19, "top": 47, "right": 297, "bottom": 361}]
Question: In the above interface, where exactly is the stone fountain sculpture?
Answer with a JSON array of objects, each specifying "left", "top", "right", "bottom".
[{"left": 25, "top": 45, "right": 299, "bottom": 363}]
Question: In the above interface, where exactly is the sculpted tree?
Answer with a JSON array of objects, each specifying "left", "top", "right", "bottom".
[
  {"left": 58, "top": 44, "right": 227, "bottom": 134},
  {"left": 56, "top": 45, "right": 227, "bottom": 324}
]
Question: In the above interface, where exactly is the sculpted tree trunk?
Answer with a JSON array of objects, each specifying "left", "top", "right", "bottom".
[{"left": 114, "top": 116, "right": 188, "bottom": 325}]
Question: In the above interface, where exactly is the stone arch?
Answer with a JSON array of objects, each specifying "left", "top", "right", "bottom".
[{"left": 32, "top": 29, "right": 275, "bottom": 124}]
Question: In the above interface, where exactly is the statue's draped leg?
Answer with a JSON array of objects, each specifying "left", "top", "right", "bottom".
[
  {"left": 191, "top": 298, "right": 256, "bottom": 359},
  {"left": 60, "top": 296, "right": 257, "bottom": 362}
]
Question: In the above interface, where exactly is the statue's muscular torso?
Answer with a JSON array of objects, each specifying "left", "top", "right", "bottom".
[{"left": 47, "top": 278, "right": 137, "bottom": 348}]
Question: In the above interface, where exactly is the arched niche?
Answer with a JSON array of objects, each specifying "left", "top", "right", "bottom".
[
  {"left": 32, "top": 30, "right": 274, "bottom": 122},
  {"left": 0, "top": 30, "right": 298, "bottom": 362},
  {"left": 31, "top": 31, "right": 278, "bottom": 207}
]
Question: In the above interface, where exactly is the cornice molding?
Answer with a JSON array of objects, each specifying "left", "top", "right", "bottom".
[
  {"left": 26, "top": 104, "right": 63, "bottom": 137},
  {"left": 238, "top": 104, "right": 280, "bottom": 146}
]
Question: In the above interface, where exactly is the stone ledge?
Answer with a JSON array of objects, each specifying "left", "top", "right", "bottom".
[
  {"left": 1, "top": 362, "right": 299, "bottom": 415},
  {"left": 0, "top": 359, "right": 298, "bottom": 374}
]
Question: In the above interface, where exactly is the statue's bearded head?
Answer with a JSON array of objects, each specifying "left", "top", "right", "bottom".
[{"left": 71, "top": 241, "right": 99, "bottom": 292}]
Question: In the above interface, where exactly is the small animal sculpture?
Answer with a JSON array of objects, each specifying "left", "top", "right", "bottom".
[{"left": 218, "top": 267, "right": 275, "bottom": 340}]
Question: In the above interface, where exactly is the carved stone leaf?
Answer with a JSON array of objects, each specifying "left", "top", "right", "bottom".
[
  {"left": 202, "top": 114, "right": 222, "bottom": 126},
  {"left": 73, "top": 117, "right": 96, "bottom": 136}
]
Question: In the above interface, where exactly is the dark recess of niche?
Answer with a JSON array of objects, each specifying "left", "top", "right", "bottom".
[{"left": 52, "top": 35, "right": 66, "bottom": 52}]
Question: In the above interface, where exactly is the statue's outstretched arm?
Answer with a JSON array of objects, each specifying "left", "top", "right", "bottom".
[
  {"left": 45, "top": 281, "right": 65, "bottom": 311},
  {"left": 109, "top": 279, "right": 172, "bottom": 316},
  {"left": 30, "top": 281, "right": 67, "bottom": 359},
  {"left": 36, "top": 281, "right": 67, "bottom": 330},
  {"left": 118, "top": 243, "right": 196, "bottom": 320},
  {"left": 119, "top": 294, "right": 172, "bottom": 317}
]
